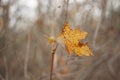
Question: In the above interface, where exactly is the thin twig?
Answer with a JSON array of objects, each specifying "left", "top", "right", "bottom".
[
  {"left": 50, "top": 44, "right": 58, "bottom": 80},
  {"left": 50, "top": 52, "right": 55, "bottom": 80}
]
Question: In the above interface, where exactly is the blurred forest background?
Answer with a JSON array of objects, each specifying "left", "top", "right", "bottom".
[{"left": 0, "top": 0, "right": 120, "bottom": 80}]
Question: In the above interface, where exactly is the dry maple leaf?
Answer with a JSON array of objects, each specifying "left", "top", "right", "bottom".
[{"left": 57, "top": 22, "right": 92, "bottom": 56}]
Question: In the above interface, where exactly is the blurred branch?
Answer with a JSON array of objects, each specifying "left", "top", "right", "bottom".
[
  {"left": 24, "top": 32, "right": 31, "bottom": 79},
  {"left": 4, "top": 56, "right": 8, "bottom": 80},
  {"left": 92, "top": 18, "right": 101, "bottom": 48},
  {"left": 82, "top": 4, "right": 94, "bottom": 27},
  {"left": 0, "top": 73, "right": 4, "bottom": 80},
  {"left": 92, "top": 0, "right": 107, "bottom": 48},
  {"left": 64, "top": 0, "right": 69, "bottom": 23},
  {"left": 107, "top": 41, "right": 120, "bottom": 80},
  {"left": 78, "top": 54, "right": 110, "bottom": 80},
  {"left": 107, "top": 54, "right": 119, "bottom": 80}
]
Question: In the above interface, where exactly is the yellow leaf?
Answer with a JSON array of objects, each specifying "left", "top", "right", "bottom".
[
  {"left": 47, "top": 36, "right": 56, "bottom": 44},
  {"left": 57, "top": 22, "right": 92, "bottom": 56}
]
